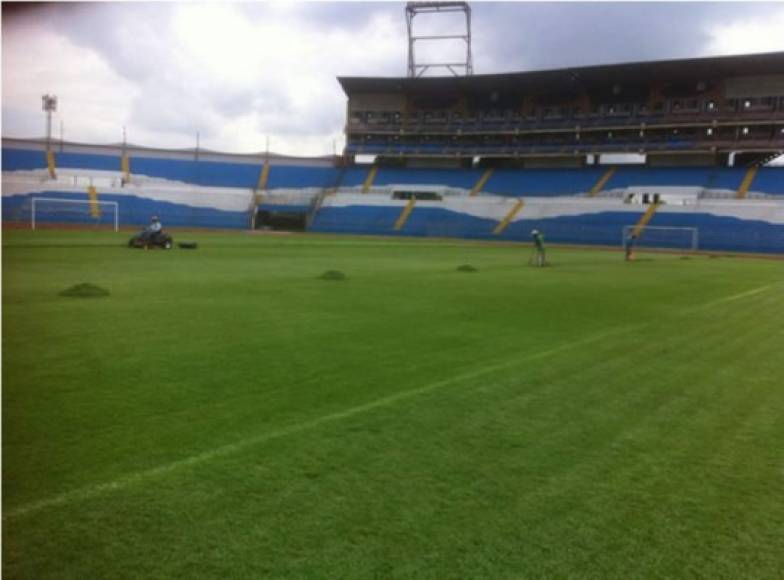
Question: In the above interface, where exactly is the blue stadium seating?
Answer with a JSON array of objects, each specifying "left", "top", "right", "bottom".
[
  {"left": 2, "top": 147, "right": 339, "bottom": 190},
  {"left": 4, "top": 145, "right": 783, "bottom": 252},
  {"left": 647, "top": 211, "right": 784, "bottom": 253},
  {"left": 374, "top": 168, "right": 481, "bottom": 189},
  {"left": 57, "top": 152, "right": 120, "bottom": 172},
  {"left": 705, "top": 168, "right": 747, "bottom": 190},
  {"left": 339, "top": 167, "right": 372, "bottom": 187},
  {"left": 309, "top": 203, "right": 784, "bottom": 253},
  {"left": 608, "top": 167, "right": 717, "bottom": 188},
  {"left": 484, "top": 168, "right": 607, "bottom": 196},
  {"left": 9, "top": 146, "right": 778, "bottom": 198},
  {"left": 604, "top": 166, "right": 782, "bottom": 195},
  {"left": 2, "top": 148, "right": 47, "bottom": 171},
  {"left": 753, "top": 168, "right": 784, "bottom": 195},
  {"left": 266, "top": 165, "right": 339, "bottom": 189},
  {"left": 310, "top": 205, "right": 400, "bottom": 235},
  {"left": 2, "top": 190, "right": 248, "bottom": 229},
  {"left": 400, "top": 206, "right": 497, "bottom": 239}
]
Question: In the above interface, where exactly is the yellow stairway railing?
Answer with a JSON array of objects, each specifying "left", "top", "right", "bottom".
[
  {"left": 588, "top": 167, "right": 616, "bottom": 197},
  {"left": 362, "top": 165, "right": 379, "bottom": 193},
  {"left": 257, "top": 160, "right": 271, "bottom": 191},
  {"left": 470, "top": 168, "right": 494, "bottom": 196},
  {"left": 394, "top": 198, "right": 416, "bottom": 231},
  {"left": 46, "top": 150, "right": 56, "bottom": 179},
  {"left": 87, "top": 186, "right": 101, "bottom": 218},
  {"left": 736, "top": 166, "right": 758, "bottom": 199},
  {"left": 632, "top": 202, "right": 661, "bottom": 237},
  {"left": 493, "top": 199, "right": 525, "bottom": 235},
  {"left": 121, "top": 153, "right": 131, "bottom": 183}
]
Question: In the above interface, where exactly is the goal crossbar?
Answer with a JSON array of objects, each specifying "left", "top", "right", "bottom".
[
  {"left": 31, "top": 197, "right": 119, "bottom": 232},
  {"left": 622, "top": 225, "right": 698, "bottom": 251}
]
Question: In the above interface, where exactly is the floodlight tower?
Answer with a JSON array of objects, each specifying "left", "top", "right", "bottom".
[
  {"left": 406, "top": 1, "right": 473, "bottom": 77},
  {"left": 42, "top": 94, "right": 57, "bottom": 150}
]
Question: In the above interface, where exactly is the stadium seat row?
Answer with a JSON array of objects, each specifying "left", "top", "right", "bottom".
[{"left": 3, "top": 145, "right": 784, "bottom": 197}]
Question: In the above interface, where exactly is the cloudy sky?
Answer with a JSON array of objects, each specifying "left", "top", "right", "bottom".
[{"left": 3, "top": 1, "right": 784, "bottom": 156}]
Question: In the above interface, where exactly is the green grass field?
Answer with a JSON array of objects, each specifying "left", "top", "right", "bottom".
[{"left": 3, "top": 229, "right": 783, "bottom": 579}]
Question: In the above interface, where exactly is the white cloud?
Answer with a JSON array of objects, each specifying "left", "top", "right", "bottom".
[
  {"left": 3, "top": 3, "right": 784, "bottom": 157},
  {"left": 2, "top": 22, "right": 140, "bottom": 144},
  {"left": 705, "top": 10, "right": 784, "bottom": 55},
  {"left": 3, "top": 3, "right": 404, "bottom": 155}
]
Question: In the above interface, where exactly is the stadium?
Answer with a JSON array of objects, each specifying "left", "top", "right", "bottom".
[
  {"left": 3, "top": 2, "right": 784, "bottom": 578},
  {"left": 4, "top": 52, "right": 784, "bottom": 252}
]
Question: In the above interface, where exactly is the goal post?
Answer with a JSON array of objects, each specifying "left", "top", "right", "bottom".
[
  {"left": 622, "top": 225, "right": 698, "bottom": 252},
  {"left": 31, "top": 197, "right": 119, "bottom": 232}
]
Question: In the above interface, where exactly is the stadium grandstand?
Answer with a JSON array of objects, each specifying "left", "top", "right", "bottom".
[
  {"left": 341, "top": 52, "right": 784, "bottom": 162},
  {"left": 3, "top": 52, "right": 783, "bottom": 253}
]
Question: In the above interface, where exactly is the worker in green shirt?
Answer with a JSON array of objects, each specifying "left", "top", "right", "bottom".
[
  {"left": 531, "top": 229, "right": 546, "bottom": 267},
  {"left": 625, "top": 232, "right": 638, "bottom": 261}
]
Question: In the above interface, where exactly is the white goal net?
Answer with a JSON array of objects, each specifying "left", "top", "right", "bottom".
[
  {"left": 622, "top": 225, "right": 698, "bottom": 252},
  {"left": 31, "top": 197, "right": 119, "bottom": 231}
]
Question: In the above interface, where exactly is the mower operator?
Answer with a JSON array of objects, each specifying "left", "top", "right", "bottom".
[{"left": 141, "top": 216, "right": 162, "bottom": 241}]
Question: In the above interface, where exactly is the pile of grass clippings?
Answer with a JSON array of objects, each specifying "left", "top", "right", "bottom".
[
  {"left": 456, "top": 264, "right": 478, "bottom": 273},
  {"left": 318, "top": 270, "right": 347, "bottom": 281},
  {"left": 59, "top": 283, "right": 110, "bottom": 298}
]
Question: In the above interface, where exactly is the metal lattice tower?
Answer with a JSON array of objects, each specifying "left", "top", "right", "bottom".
[{"left": 406, "top": 2, "right": 473, "bottom": 77}]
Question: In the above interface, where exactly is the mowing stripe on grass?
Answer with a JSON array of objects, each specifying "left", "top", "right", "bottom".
[{"left": 4, "top": 326, "right": 633, "bottom": 520}]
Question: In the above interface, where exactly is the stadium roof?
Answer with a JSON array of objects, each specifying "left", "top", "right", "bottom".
[{"left": 338, "top": 51, "right": 784, "bottom": 95}]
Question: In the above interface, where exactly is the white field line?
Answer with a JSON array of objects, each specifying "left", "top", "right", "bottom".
[
  {"left": 4, "top": 326, "right": 632, "bottom": 520},
  {"left": 6, "top": 283, "right": 779, "bottom": 520},
  {"left": 694, "top": 284, "right": 775, "bottom": 311}
]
